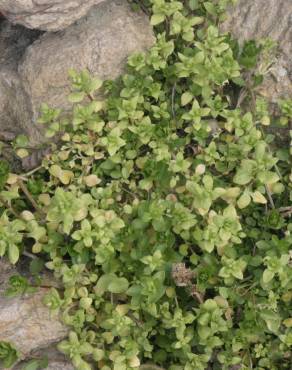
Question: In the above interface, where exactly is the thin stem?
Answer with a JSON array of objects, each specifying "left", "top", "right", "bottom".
[
  {"left": 23, "top": 250, "right": 37, "bottom": 260},
  {"left": 236, "top": 88, "right": 248, "bottom": 108},
  {"left": 87, "top": 93, "right": 94, "bottom": 102},
  {"left": 171, "top": 83, "right": 177, "bottom": 123},
  {"left": 265, "top": 185, "right": 275, "bottom": 209},
  {"left": 18, "top": 179, "right": 45, "bottom": 216},
  {"left": 22, "top": 165, "right": 43, "bottom": 177},
  {"left": 0, "top": 196, "right": 21, "bottom": 218}
]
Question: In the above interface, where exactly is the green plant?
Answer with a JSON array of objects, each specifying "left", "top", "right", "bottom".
[
  {"left": 0, "top": 341, "right": 19, "bottom": 369},
  {"left": 0, "top": 0, "right": 291, "bottom": 369},
  {"left": 21, "top": 357, "right": 48, "bottom": 370},
  {"left": 4, "top": 274, "right": 36, "bottom": 297}
]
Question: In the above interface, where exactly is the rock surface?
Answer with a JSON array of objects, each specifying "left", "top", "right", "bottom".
[
  {"left": 0, "top": 20, "right": 42, "bottom": 143},
  {"left": 0, "top": 259, "right": 68, "bottom": 360},
  {"left": 0, "top": 0, "right": 154, "bottom": 145},
  {"left": 14, "top": 347, "right": 74, "bottom": 370},
  {"left": 19, "top": 0, "right": 154, "bottom": 128},
  {"left": 0, "top": 0, "right": 106, "bottom": 31},
  {"left": 222, "top": 0, "right": 292, "bottom": 103}
]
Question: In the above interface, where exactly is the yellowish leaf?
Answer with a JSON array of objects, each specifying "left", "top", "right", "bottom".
[{"left": 252, "top": 191, "right": 267, "bottom": 204}]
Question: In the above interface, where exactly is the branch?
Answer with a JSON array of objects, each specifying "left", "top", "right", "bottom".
[
  {"left": 0, "top": 196, "right": 21, "bottom": 218},
  {"left": 18, "top": 179, "right": 45, "bottom": 217}
]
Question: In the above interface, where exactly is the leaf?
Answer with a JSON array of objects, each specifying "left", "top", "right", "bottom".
[
  {"left": 94, "top": 274, "right": 128, "bottom": 295},
  {"left": 128, "top": 355, "right": 140, "bottom": 367},
  {"left": 262, "top": 269, "right": 274, "bottom": 284},
  {"left": 204, "top": 2, "right": 217, "bottom": 16},
  {"left": 16, "top": 148, "right": 29, "bottom": 159},
  {"left": 191, "top": 17, "right": 205, "bottom": 26},
  {"left": 108, "top": 277, "right": 129, "bottom": 294},
  {"left": 283, "top": 318, "right": 292, "bottom": 328},
  {"left": 84, "top": 174, "right": 101, "bottom": 187},
  {"left": 198, "top": 325, "right": 211, "bottom": 340},
  {"left": 50, "top": 165, "right": 62, "bottom": 178},
  {"left": 8, "top": 244, "right": 20, "bottom": 264},
  {"left": 59, "top": 170, "right": 74, "bottom": 185},
  {"left": 237, "top": 193, "right": 251, "bottom": 209},
  {"left": 68, "top": 91, "right": 85, "bottom": 103},
  {"left": 90, "top": 78, "right": 103, "bottom": 92},
  {"left": 257, "top": 171, "right": 279, "bottom": 185},
  {"left": 22, "top": 359, "right": 41, "bottom": 370},
  {"left": 150, "top": 14, "right": 165, "bottom": 26},
  {"left": 260, "top": 310, "right": 281, "bottom": 333},
  {"left": 188, "top": 0, "right": 199, "bottom": 10},
  {"left": 29, "top": 258, "right": 45, "bottom": 275},
  {"left": 233, "top": 169, "right": 253, "bottom": 185},
  {"left": 181, "top": 92, "right": 193, "bottom": 106},
  {"left": 252, "top": 191, "right": 267, "bottom": 204}
]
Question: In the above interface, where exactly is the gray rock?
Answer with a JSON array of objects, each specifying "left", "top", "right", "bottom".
[
  {"left": 45, "top": 361, "right": 74, "bottom": 370},
  {"left": 0, "top": 0, "right": 154, "bottom": 145},
  {"left": 0, "top": 288, "right": 68, "bottom": 359},
  {"left": 221, "top": 0, "right": 292, "bottom": 103},
  {"left": 0, "top": 0, "right": 106, "bottom": 31},
  {"left": 0, "top": 260, "right": 68, "bottom": 360},
  {"left": 14, "top": 346, "right": 74, "bottom": 370},
  {"left": 0, "top": 21, "right": 41, "bottom": 144},
  {"left": 19, "top": 0, "right": 154, "bottom": 123},
  {"left": 0, "top": 259, "right": 17, "bottom": 295}
]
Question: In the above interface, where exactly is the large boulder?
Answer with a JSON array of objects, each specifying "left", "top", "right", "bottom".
[
  {"left": 19, "top": 0, "right": 154, "bottom": 127},
  {"left": 222, "top": 0, "right": 292, "bottom": 103},
  {"left": 0, "top": 260, "right": 68, "bottom": 360},
  {"left": 0, "top": 0, "right": 154, "bottom": 145},
  {"left": 0, "top": 0, "right": 106, "bottom": 31}
]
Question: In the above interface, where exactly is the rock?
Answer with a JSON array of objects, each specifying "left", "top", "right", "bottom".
[
  {"left": 0, "top": 259, "right": 17, "bottom": 295},
  {"left": 14, "top": 346, "right": 74, "bottom": 370},
  {"left": 0, "top": 20, "right": 41, "bottom": 66},
  {"left": 221, "top": 0, "right": 292, "bottom": 103},
  {"left": 0, "top": 289, "right": 68, "bottom": 359},
  {"left": 45, "top": 361, "right": 74, "bottom": 370},
  {"left": 0, "top": 0, "right": 106, "bottom": 31},
  {"left": 0, "top": 21, "right": 42, "bottom": 144},
  {"left": 0, "top": 0, "right": 154, "bottom": 145},
  {"left": 0, "top": 286, "right": 68, "bottom": 359},
  {"left": 19, "top": 0, "right": 154, "bottom": 126}
]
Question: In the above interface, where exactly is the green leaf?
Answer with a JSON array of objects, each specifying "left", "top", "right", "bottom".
[
  {"left": 204, "top": 2, "right": 217, "bottom": 16},
  {"left": 150, "top": 14, "right": 165, "bottom": 26},
  {"left": 198, "top": 325, "right": 211, "bottom": 340},
  {"left": 233, "top": 169, "right": 253, "bottom": 185},
  {"left": 8, "top": 244, "right": 20, "bottom": 264},
  {"left": 262, "top": 269, "right": 274, "bottom": 284},
  {"left": 108, "top": 277, "right": 129, "bottom": 294},
  {"left": 22, "top": 359, "right": 42, "bottom": 370},
  {"left": 181, "top": 92, "right": 193, "bottom": 106},
  {"left": 188, "top": 0, "right": 199, "bottom": 10},
  {"left": 29, "top": 259, "right": 45, "bottom": 275},
  {"left": 237, "top": 193, "right": 251, "bottom": 209},
  {"left": 68, "top": 91, "right": 85, "bottom": 103}
]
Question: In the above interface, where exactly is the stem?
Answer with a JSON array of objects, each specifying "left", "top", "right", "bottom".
[
  {"left": 236, "top": 88, "right": 248, "bottom": 108},
  {"left": 87, "top": 93, "right": 94, "bottom": 102},
  {"left": 23, "top": 250, "right": 37, "bottom": 260},
  {"left": 0, "top": 196, "right": 21, "bottom": 218},
  {"left": 22, "top": 165, "right": 43, "bottom": 177},
  {"left": 171, "top": 83, "right": 177, "bottom": 123},
  {"left": 18, "top": 179, "right": 45, "bottom": 216},
  {"left": 265, "top": 185, "right": 275, "bottom": 209}
]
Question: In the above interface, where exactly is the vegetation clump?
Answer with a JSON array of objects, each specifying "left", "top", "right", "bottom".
[{"left": 0, "top": 0, "right": 291, "bottom": 369}]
